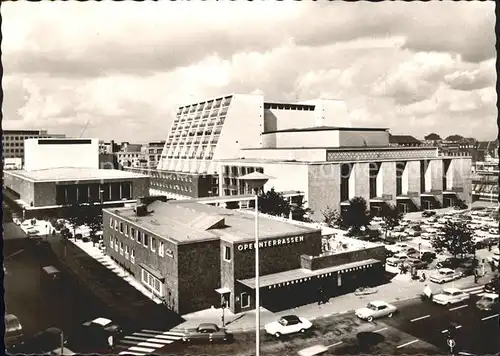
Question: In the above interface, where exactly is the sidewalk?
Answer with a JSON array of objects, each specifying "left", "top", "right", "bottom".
[{"left": 173, "top": 272, "right": 494, "bottom": 334}]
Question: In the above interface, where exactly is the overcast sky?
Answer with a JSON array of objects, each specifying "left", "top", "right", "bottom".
[{"left": 2, "top": 1, "right": 496, "bottom": 142}]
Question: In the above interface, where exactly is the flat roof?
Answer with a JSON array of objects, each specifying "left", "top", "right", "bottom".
[
  {"left": 238, "top": 258, "right": 381, "bottom": 289},
  {"left": 5, "top": 167, "right": 148, "bottom": 182},
  {"left": 107, "top": 200, "right": 319, "bottom": 245}
]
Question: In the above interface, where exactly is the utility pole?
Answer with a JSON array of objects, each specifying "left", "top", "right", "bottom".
[{"left": 60, "top": 331, "right": 64, "bottom": 355}]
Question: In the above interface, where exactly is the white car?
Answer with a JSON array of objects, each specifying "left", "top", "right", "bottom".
[
  {"left": 386, "top": 243, "right": 409, "bottom": 253},
  {"left": 355, "top": 301, "right": 398, "bottom": 322},
  {"left": 432, "top": 288, "right": 470, "bottom": 306},
  {"left": 386, "top": 253, "right": 409, "bottom": 267},
  {"left": 264, "top": 315, "right": 312, "bottom": 338},
  {"left": 429, "top": 268, "right": 463, "bottom": 284},
  {"left": 420, "top": 232, "right": 433, "bottom": 240}
]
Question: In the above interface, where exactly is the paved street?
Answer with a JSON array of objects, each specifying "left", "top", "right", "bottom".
[
  {"left": 138, "top": 296, "right": 498, "bottom": 356},
  {"left": 3, "top": 223, "right": 116, "bottom": 353}
]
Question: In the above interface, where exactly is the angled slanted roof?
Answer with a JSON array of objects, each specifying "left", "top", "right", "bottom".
[
  {"left": 188, "top": 214, "right": 225, "bottom": 231},
  {"left": 389, "top": 135, "right": 421, "bottom": 144}
]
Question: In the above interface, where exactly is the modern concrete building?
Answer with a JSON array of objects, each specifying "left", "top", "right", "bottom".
[
  {"left": 125, "top": 94, "right": 472, "bottom": 219},
  {"left": 103, "top": 198, "right": 385, "bottom": 314},
  {"left": 2, "top": 129, "right": 66, "bottom": 163},
  {"left": 144, "top": 141, "right": 166, "bottom": 169},
  {"left": 3, "top": 138, "right": 149, "bottom": 218}
]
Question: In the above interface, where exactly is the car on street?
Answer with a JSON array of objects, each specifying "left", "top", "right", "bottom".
[
  {"left": 5, "top": 314, "right": 24, "bottom": 350},
  {"left": 182, "top": 323, "right": 231, "bottom": 343},
  {"left": 432, "top": 287, "right": 470, "bottom": 306},
  {"left": 429, "top": 268, "right": 463, "bottom": 284},
  {"left": 264, "top": 315, "right": 313, "bottom": 338},
  {"left": 436, "top": 257, "right": 468, "bottom": 269},
  {"left": 386, "top": 243, "right": 409, "bottom": 253},
  {"left": 82, "top": 317, "right": 122, "bottom": 335},
  {"left": 420, "top": 232, "right": 433, "bottom": 240},
  {"left": 484, "top": 276, "right": 499, "bottom": 294},
  {"left": 420, "top": 251, "right": 437, "bottom": 262},
  {"left": 355, "top": 301, "right": 398, "bottom": 322},
  {"left": 476, "top": 293, "right": 499, "bottom": 312},
  {"left": 386, "top": 253, "right": 409, "bottom": 267},
  {"left": 13, "top": 327, "right": 66, "bottom": 354},
  {"left": 422, "top": 210, "right": 436, "bottom": 217},
  {"left": 402, "top": 258, "right": 429, "bottom": 270}
]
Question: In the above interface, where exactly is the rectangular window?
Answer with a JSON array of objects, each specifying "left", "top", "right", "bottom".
[
  {"left": 224, "top": 245, "right": 231, "bottom": 262},
  {"left": 130, "top": 227, "right": 135, "bottom": 240},
  {"left": 119, "top": 222, "right": 123, "bottom": 233},
  {"left": 144, "top": 234, "right": 149, "bottom": 247},
  {"left": 137, "top": 231, "right": 142, "bottom": 244},
  {"left": 109, "top": 235, "right": 113, "bottom": 247},
  {"left": 124, "top": 224, "right": 128, "bottom": 236},
  {"left": 158, "top": 241, "right": 164, "bottom": 257},
  {"left": 114, "top": 238, "right": 118, "bottom": 252},
  {"left": 114, "top": 220, "right": 118, "bottom": 231},
  {"left": 109, "top": 218, "right": 113, "bottom": 228},
  {"left": 151, "top": 237, "right": 156, "bottom": 252},
  {"left": 241, "top": 292, "right": 250, "bottom": 308},
  {"left": 125, "top": 245, "right": 129, "bottom": 259},
  {"left": 131, "top": 249, "right": 135, "bottom": 263},
  {"left": 120, "top": 242, "right": 124, "bottom": 255}
]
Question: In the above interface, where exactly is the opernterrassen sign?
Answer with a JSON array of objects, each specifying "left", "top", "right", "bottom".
[{"left": 237, "top": 235, "right": 305, "bottom": 251}]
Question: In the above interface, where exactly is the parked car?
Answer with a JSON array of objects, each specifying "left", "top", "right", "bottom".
[
  {"left": 420, "top": 232, "right": 433, "bottom": 240},
  {"left": 182, "top": 323, "right": 231, "bottom": 343},
  {"left": 422, "top": 210, "right": 437, "bottom": 217},
  {"left": 430, "top": 268, "right": 463, "bottom": 284},
  {"left": 5, "top": 314, "right": 24, "bottom": 350},
  {"left": 82, "top": 317, "right": 122, "bottom": 335},
  {"left": 264, "top": 315, "right": 313, "bottom": 338},
  {"left": 420, "top": 251, "right": 437, "bottom": 262},
  {"left": 386, "top": 253, "right": 409, "bottom": 267},
  {"left": 484, "top": 276, "right": 499, "bottom": 294},
  {"left": 404, "top": 247, "right": 419, "bottom": 257},
  {"left": 355, "top": 301, "right": 398, "bottom": 322},
  {"left": 402, "top": 258, "right": 429, "bottom": 270},
  {"left": 432, "top": 288, "right": 470, "bottom": 306},
  {"left": 476, "top": 293, "right": 499, "bottom": 312},
  {"left": 436, "top": 257, "right": 463, "bottom": 269}
]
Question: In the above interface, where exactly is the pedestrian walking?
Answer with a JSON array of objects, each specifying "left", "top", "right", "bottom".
[
  {"left": 317, "top": 286, "right": 325, "bottom": 305},
  {"left": 474, "top": 269, "right": 479, "bottom": 284},
  {"left": 423, "top": 284, "right": 433, "bottom": 300}
]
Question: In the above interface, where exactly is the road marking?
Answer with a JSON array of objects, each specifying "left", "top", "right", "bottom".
[
  {"left": 154, "top": 334, "right": 180, "bottom": 341},
  {"left": 128, "top": 346, "right": 156, "bottom": 353},
  {"left": 481, "top": 314, "right": 499, "bottom": 321},
  {"left": 326, "top": 341, "right": 343, "bottom": 348},
  {"left": 411, "top": 315, "right": 430, "bottom": 322},
  {"left": 136, "top": 341, "right": 165, "bottom": 348},
  {"left": 373, "top": 327, "right": 388, "bottom": 333},
  {"left": 449, "top": 305, "right": 468, "bottom": 311},
  {"left": 118, "top": 352, "right": 147, "bottom": 356},
  {"left": 397, "top": 339, "right": 419, "bottom": 348}
]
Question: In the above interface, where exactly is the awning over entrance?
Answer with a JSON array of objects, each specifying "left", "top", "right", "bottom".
[
  {"left": 138, "top": 263, "right": 165, "bottom": 282},
  {"left": 238, "top": 259, "right": 381, "bottom": 290}
]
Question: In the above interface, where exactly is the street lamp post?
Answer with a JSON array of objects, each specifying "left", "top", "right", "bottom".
[{"left": 237, "top": 172, "right": 274, "bottom": 356}]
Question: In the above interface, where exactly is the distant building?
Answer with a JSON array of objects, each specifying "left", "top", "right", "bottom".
[
  {"left": 144, "top": 141, "right": 166, "bottom": 169},
  {"left": 476, "top": 140, "right": 498, "bottom": 162},
  {"left": 3, "top": 138, "right": 149, "bottom": 218},
  {"left": 2, "top": 129, "right": 66, "bottom": 163},
  {"left": 472, "top": 160, "right": 499, "bottom": 203},
  {"left": 389, "top": 135, "right": 423, "bottom": 147},
  {"left": 438, "top": 140, "right": 478, "bottom": 160}
]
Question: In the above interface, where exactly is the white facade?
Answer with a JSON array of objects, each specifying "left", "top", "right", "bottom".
[
  {"left": 157, "top": 95, "right": 358, "bottom": 175},
  {"left": 3, "top": 157, "right": 22, "bottom": 170},
  {"left": 24, "top": 138, "right": 99, "bottom": 171}
]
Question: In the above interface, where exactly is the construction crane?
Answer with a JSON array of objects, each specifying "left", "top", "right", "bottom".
[{"left": 79, "top": 118, "right": 91, "bottom": 138}]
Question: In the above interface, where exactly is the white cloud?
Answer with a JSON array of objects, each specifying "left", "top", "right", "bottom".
[{"left": 1, "top": 1, "right": 496, "bottom": 142}]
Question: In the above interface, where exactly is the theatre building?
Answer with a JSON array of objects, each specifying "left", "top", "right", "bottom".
[{"left": 103, "top": 198, "right": 385, "bottom": 315}]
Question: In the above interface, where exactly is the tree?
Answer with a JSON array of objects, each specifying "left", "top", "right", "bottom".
[
  {"left": 445, "top": 134, "right": 465, "bottom": 142},
  {"left": 66, "top": 202, "right": 86, "bottom": 238},
  {"left": 424, "top": 133, "right": 442, "bottom": 141},
  {"left": 344, "top": 196, "right": 371, "bottom": 233},
  {"left": 291, "top": 196, "right": 314, "bottom": 222},
  {"left": 379, "top": 203, "right": 403, "bottom": 239},
  {"left": 321, "top": 206, "right": 344, "bottom": 228},
  {"left": 258, "top": 188, "right": 291, "bottom": 217},
  {"left": 431, "top": 221, "right": 475, "bottom": 259}
]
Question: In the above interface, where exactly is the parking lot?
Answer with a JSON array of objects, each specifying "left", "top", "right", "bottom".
[{"left": 377, "top": 205, "right": 499, "bottom": 283}]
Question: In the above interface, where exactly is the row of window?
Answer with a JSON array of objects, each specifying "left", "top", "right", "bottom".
[
  {"left": 109, "top": 236, "right": 163, "bottom": 296},
  {"left": 2, "top": 135, "right": 39, "bottom": 141},
  {"left": 150, "top": 181, "right": 193, "bottom": 193},
  {"left": 3, "top": 142, "right": 24, "bottom": 147},
  {"left": 3, "top": 149, "right": 22, "bottom": 154},
  {"left": 110, "top": 218, "right": 166, "bottom": 257}
]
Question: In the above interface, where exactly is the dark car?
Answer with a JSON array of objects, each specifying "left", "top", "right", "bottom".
[
  {"left": 484, "top": 276, "right": 499, "bottom": 293},
  {"left": 403, "top": 258, "right": 429, "bottom": 270},
  {"left": 182, "top": 323, "right": 231, "bottom": 343},
  {"left": 405, "top": 248, "right": 419, "bottom": 257},
  {"left": 420, "top": 251, "right": 437, "bottom": 262},
  {"left": 422, "top": 210, "right": 437, "bottom": 217},
  {"left": 14, "top": 327, "right": 65, "bottom": 354},
  {"left": 437, "top": 257, "right": 477, "bottom": 270}
]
